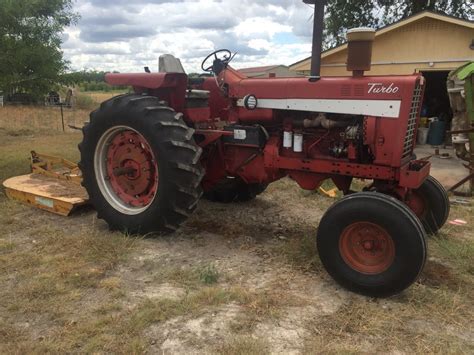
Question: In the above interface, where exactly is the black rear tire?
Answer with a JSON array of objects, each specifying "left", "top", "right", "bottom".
[
  {"left": 409, "top": 176, "right": 450, "bottom": 235},
  {"left": 204, "top": 177, "right": 268, "bottom": 203},
  {"left": 317, "top": 192, "right": 426, "bottom": 298},
  {"left": 79, "top": 94, "right": 204, "bottom": 234}
]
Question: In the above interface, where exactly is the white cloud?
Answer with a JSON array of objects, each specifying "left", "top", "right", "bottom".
[{"left": 62, "top": 0, "right": 315, "bottom": 73}]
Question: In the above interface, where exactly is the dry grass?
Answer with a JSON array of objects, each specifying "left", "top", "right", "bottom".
[
  {"left": 0, "top": 129, "right": 82, "bottom": 186},
  {"left": 0, "top": 106, "right": 91, "bottom": 133},
  {"left": 82, "top": 91, "right": 123, "bottom": 103},
  {"left": 0, "top": 119, "right": 472, "bottom": 353},
  {"left": 0, "top": 210, "right": 138, "bottom": 352},
  {"left": 274, "top": 232, "right": 323, "bottom": 272},
  {"left": 305, "top": 283, "right": 473, "bottom": 353},
  {"left": 0, "top": 284, "right": 296, "bottom": 353},
  {"left": 151, "top": 263, "right": 221, "bottom": 288},
  {"left": 0, "top": 90, "right": 126, "bottom": 133},
  {"left": 214, "top": 336, "right": 269, "bottom": 355}
]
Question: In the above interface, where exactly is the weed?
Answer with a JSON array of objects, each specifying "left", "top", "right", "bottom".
[
  {"left": 199, "top": 263, "right": 219, "bottom": 284},
  {"left": 215, "top": 336, "right": 269, "bottom": 355},
  {"left": 274, "top": 233, "right": 322, "bottom": 272},
  {"left": 0, "top": 238, "right": 15, "bottom": 252},
  {"left": 431, "top": 234, "right": 474, "bottom": 276},
  {"left": 153, "top": 264, "right": 200, "bottom": 287},
  {"left": 5, "top": 128, "right": 34, "bottom": 136},
  {"left": 75, "top": 93, "right": 97, "bottom": 110}
]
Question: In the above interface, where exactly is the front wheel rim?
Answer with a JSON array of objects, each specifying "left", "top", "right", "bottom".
[
  {"left": 339, "top": 222, "right": 395, "bottom": 274},
  {"left": 94, "top": 126, "right": 159, "bottom": 215}
]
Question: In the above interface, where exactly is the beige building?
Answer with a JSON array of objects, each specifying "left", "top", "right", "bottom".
[
  {"left": 238, "top": 65, "right": 293, "bottom": 78},
  {"left": 290, "top": 11, "right": 473, "bottom": 122},
  {"left": 290, "top": 11, "right": 473, "bottom": 77}
]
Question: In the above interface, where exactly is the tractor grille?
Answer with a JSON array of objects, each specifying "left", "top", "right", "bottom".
[{"left": 402, "top": 83, "right": 423, "bottom": 158}]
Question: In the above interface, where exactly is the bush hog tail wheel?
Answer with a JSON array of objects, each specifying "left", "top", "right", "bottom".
[
  {"left": 79, "top": 94, "right": 204, "bottom": 234},
  {"left": 317, "top": 192, "right": 426, "bottom": 298},
  {"left": 406, "top": 176, "right": 450, "bottom": 235},
  {"left": 204, "top": 177, "right": 268, "bottom": 203}
]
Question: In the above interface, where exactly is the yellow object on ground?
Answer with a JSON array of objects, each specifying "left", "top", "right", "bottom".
[
  {"left": 2, "top": 152, "right": 88, "bottom": 216},
  {"left": 319, "top": 187, "right": 338, "bottom": 198}
]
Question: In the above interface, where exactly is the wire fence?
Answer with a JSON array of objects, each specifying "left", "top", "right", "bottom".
[{"left": 0, "top": 105, "right": 90, "bottom": 133}]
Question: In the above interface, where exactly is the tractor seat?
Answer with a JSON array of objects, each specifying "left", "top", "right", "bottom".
[
  {"left": 159, "top": 54, "right": 210, "bottom": 100},
  {"left": 159, "top": 54, "right": 186, "bottom": 74}
]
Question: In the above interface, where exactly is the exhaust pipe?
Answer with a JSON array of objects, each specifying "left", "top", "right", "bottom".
[{"left": 303, "top": 0, "right": 326, "bottom": 80}]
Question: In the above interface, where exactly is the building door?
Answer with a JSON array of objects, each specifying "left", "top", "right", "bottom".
[{"left": 421, "top": 70, "right": 453, "bottom": 121}]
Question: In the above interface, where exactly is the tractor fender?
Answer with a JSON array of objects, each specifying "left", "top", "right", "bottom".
[{"left": 105, "top": 72, "right": 187, "bottom": 90}]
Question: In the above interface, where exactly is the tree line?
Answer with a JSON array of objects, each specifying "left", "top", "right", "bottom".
[
  {"left": 325, "top": 0, "right": 472, "bottom": 46},
  {"left": 0, "top": 0, "right": 472, "bottom": 101}
]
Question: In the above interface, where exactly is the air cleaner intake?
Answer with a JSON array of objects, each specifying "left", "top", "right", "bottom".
[{"left": 346, "top": 27, "right": 376, "bottom": 76}]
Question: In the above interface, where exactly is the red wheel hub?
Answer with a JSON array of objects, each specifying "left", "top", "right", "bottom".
[
  {"left": 406, "top": 192, "right": 426, "bottom": 219},
  {"left": 339, "top": 222, "right": 395, "bottom": 274},
  {"left": 106, "top": 130, "right": 158, "bottom": 208}
]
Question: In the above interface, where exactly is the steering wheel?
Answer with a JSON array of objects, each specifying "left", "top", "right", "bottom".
[{"left": 201, "top": 49, "right": 233, "bottom": 73}]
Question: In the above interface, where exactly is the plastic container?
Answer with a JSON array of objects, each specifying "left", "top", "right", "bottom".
[
  {"left": 417, "top": 127, "right": 429, "bottom": 145},
  {"left": 427, "top": 119, "right": 446, "bottom": 146},
  {"left": 419, "top": 117, "right": 428, "bottom": 128}
]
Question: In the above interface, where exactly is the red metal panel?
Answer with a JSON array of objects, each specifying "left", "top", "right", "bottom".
[
  {"left": 105, "top": 73, "right": 187, "bottom": 89},
  {"left": 228, "top": 75, "right": 420, "bottom": 101},
  {"left": 201, "top": 78, "right": 229, "bottom": 120},
  {"left": 273, "top": 155, "right": 396, "bottom": 180},
  {"left": 398, "top": 160, "right": 430, "bottom": 189},
  {"left": 183, "top": 107, "right": 210, "bottom": 122}
]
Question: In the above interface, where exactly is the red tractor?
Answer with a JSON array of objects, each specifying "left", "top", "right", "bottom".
[{"left": 79, "top": 1, "right": 449, "bottom": 297}]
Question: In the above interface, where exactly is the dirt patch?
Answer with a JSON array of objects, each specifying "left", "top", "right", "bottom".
[
  {"left": 419, "top": 258, "right": 461, "bottom": 289},
  {"left": 148, "top": 303, "right": 242, "bottom": 353}
]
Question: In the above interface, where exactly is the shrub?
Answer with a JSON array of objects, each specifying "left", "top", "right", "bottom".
[
  {"left": 199, "top": 264, "right": 219, "bottom": 285},
  {"left": 75, "top": 94, "right": 96, "bottom": 110}
]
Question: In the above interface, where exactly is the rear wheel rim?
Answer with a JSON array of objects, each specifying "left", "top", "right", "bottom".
[
  {"left": 339, "top": 222, "right": 395, "bottom": 274},
  {"left": 94, "top": 126, "right": 158, "bottom": 215}
]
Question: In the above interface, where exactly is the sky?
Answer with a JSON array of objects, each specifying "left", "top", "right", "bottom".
[{"left": 62, "top": 0, "right": 317, "bottom": 73}]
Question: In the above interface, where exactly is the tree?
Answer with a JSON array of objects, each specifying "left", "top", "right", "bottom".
[
  {"left": 0, "top": 0, "right": 77, "bottom": 101},
  {"left": 324, "top": 0, "right": 473, "bottom": 47},
  {"left": 325, "top": 0, "right": 379, "bottom": 47}
]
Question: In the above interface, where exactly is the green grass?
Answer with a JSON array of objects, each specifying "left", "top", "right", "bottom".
[
  {"left": 199, "top": 263, "right": 220, "bottom": 284},
  {"left": 432, "top": 234, "right": 474, "bottom": 275}
]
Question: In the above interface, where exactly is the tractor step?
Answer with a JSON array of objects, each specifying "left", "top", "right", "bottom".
[{"left": 2, "top": 152, "right": 88, "bottom": 216}]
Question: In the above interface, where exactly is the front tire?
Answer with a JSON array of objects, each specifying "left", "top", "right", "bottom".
[
  {"left": 406, "top": 176, "right": 450, "bottom": 235},
  {"left": 204, "top": 177, "right": 268, "bottom": 203},
  {"left": 317, "top": 192, "right": 426, "bottom": 298},
  {"left": 79, "top": 94, "right": 204, "bottom": 234}
]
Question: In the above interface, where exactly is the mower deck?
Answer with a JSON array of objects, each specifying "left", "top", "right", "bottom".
[
  {"left": 3, "top": 152, "right": 88, "bottom": 216},
  {"left": 3, "top": 174, "right": 89, "bottom": 216}
]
